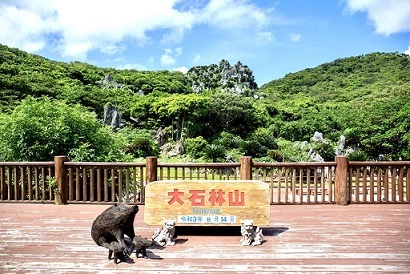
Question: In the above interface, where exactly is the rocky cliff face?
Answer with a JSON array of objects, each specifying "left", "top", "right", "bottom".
[
  {"left": 97, "top": 74, "right": 128, "bottom": 89},
  {"left": 187, "top": 60, "right": 258, "bottom": 95}
]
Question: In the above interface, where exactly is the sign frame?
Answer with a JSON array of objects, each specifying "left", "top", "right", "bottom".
[{"left": 144, "top": 180, "right": 270, "bottom": 226}]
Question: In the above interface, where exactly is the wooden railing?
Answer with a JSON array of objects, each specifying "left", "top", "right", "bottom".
[
  {"left": 348, "top": 161, "right": 410, "bottom": 203},
  {"left": 252, "top": 161, "right": 336, "bottom": 204},
  {"left": 0, "top": 162, "right": 55, "bottom": 202},
  {"left": 0, "top": 156, "right": 408, "bottom": 205}
]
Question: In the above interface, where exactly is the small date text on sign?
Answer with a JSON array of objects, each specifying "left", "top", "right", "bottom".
[{"left": 144, "top": 180, "right": 270, "bottom": 226}]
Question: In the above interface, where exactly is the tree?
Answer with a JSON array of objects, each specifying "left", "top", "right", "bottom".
[
  {"left": 130, "top": 91, "right": 168, "bottom": 129},
  {"left": 0, "top": 96, "right": 130, "bottom": 161},
  {"left": 341, "top": 85, "right": 410, "bottom": 159},
  {"left": 205, "top": 93, "right": 258, "bottom": 138},
  {"left": 241, "top": 128, "right": 277, "bottom": 158},
  {"left": 152, "top": 93, "right": 209, "bottom": 140}
]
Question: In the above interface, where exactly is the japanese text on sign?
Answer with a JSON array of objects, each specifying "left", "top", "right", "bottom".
[
  {"left": 168, "top": 189, "right": 245, "bottom": 206},
  {"left": 178, "top": 215, "right": 237, "bottom": 224}
]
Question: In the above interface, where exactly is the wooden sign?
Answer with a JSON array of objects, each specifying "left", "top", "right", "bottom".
[{"left": 144, "top": 180, "right": 270, "bottom": 226}]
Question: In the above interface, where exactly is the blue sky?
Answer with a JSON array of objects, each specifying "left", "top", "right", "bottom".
[{"left": 1, "top": 0, "right": 409, "bottom": 86}]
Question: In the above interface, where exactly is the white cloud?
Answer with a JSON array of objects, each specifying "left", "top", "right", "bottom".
[
  {"left": 197, "top": 0, "right": 269, "bottom": 29},
  {"left": 161, "top": 28, "right": 186, "bottom": 44},
  {"left": 192, "top": 54, "right": 201, "bottom": 64},
  {"left": 0, "top": 0, "right": 194, "bottom": 59},
  {"left": 257, "top": 31, "right": 274, "bottom": 43},
  {"left": 116, "top": 63, "right": 147, "bottom": 71},
  {"left": 0, "top": 0, "right": 273, "bottom": 61},
  {"left": 343, "top": 0, "right": 410, "bottom": 35},
  {"left": 404, "top": 46, "right": 410, "bottom": 55},
  {"left": 100, "top": 44, "right": 127, "bottom": 55},
  {"left": 61, "top": 41, "right": 93, "bottom": 60},
  {"left": 172, "top": 66, "right": 188, "bottom": 74},
  {"left": 160, "top": 48, "right": 182, "bottom": 66},
  {"left": 0, "top": 2, "right": 56, "bottom": 52},
  {"left": 160, "top": 54, "right": 175, "bottom": 66},
  {"left": 289, "top": 33, "right": 301, "bottom": 42},
  {"left": 174, "top": 47, "right": 183, "bottom": 56}
]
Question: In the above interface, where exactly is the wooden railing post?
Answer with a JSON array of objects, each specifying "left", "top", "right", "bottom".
[
  {"left": 146, "top": 156, "right": 158, "bottom": 184},
  {"left": 335, "top": 156, "right": 348, "bottom": 205},
  {"left": 240, "top": 156, "right": 253, "bottom": 180},
  {"left": 54, "top": 156, "right": 68, "bottom": 205}
]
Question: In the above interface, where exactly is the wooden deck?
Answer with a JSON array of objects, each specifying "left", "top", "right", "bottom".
[{"left": 0, "top": 203, "right": 409, "bottom": 273}]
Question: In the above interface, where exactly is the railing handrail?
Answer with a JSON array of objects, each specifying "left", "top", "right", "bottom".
[
  {"left": 157, "top": 162, "right": 241, "bottom": 167},
  {"left": 348, "top": 161, "right": 410, "bottom": 166},
  {"left": 64, "top": 162, "right": 146, "bottom": 167},
  {"left": 0, "top": 162, "right": 54, "bottom": 166},
  {"left": 253, "top": 161, "right": 337, "bottom": 167},
  {"left": 2, "top": 160, "right": 408, "bottom": 167}
]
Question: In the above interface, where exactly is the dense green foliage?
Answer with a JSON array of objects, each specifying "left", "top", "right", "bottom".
[
  {"left": 1, "top": 44, "right": 409, "bottom": 162},
  {"left": 0, "top": 96, "right": 125, "bottom": 161},
  {"left": 261, "top": 53, "right": 410, "bottom": 160}
]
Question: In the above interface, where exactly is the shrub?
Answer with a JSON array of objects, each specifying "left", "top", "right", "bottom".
[
  {"left": 0, "top": 96, "right": 131, "bottom": 161},
  {"left": 119, "top": 128, "right": 159, "bottom": 158},
  {"left": 347, "top": 151, "right": 370, "bottom": 161},
  {"left": 184, "top": 136, "right": 208, "bottom": 159},
  {"left": 202, "top": 144, "right": 226, "bottom": 162}
]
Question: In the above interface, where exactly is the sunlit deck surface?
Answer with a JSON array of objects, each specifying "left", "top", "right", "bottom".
[{"left": 0, "top": 203, "right": 409, "bottom": 273}]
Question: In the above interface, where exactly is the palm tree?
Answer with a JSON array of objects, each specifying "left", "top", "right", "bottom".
[{"left": 202, "top": 144, "right": 226, "bottom": 163}]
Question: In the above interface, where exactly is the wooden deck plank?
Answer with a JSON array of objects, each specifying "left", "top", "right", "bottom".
[{"left": 0, "top": 203, "right": 409, "bottom": 273}]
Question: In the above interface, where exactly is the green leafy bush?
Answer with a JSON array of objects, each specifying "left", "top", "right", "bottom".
[
  {"left": 211, "top": 132, "right": 243, "bottom": 150},
  {"left": 184, "top": 136, "right": 208, "bottom": 159},
  {"left": 0, "top": 96, "right": 131, "bottom": 161},
  {"left": 118, "top": 128, "right": 159, "bottom": 158},
  {"left": 347, "top": 151, "right": 370, "bottom": 161}
]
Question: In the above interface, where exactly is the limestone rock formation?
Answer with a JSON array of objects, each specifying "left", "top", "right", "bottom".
[{"left": 187, "top": 60, "right": 258, "bottom": 95}]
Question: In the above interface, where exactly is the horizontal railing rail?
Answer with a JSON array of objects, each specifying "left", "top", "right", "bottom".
[{"left": 0, "top": 156, "right": 408, "bottom": 205}]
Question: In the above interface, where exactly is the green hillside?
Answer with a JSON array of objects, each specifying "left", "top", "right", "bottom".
[
  {"left": 259, "top": 52, "right": 410, "bottom": 160},
  {"left": 0, "top": 44, "right": 409, "bottom": 162}
]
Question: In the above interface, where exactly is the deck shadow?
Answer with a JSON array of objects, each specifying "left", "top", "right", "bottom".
[
  {"left": 175, "top": 226, "right": 242, "bottom": 236},
  {"left": 174, "top": 226, "right": 289, "bottom": 236},
  {"left": 261, "top": 227, "right": 289, "bottom": 236},
  {"left": 144, "top": 249, "right": 164, "bottom": 260}
]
